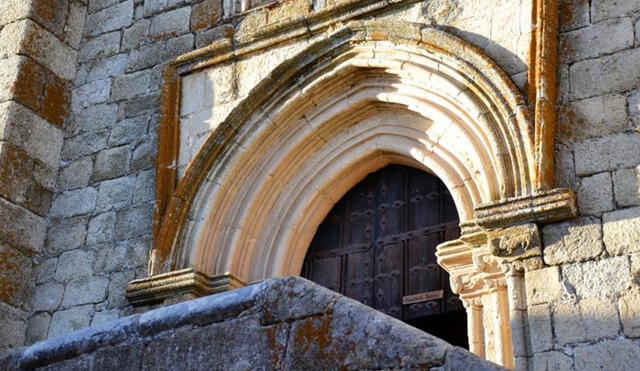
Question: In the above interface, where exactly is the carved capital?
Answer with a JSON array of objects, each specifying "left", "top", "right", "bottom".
[
  {"left": 472, "top": 250, "right": 499, "bottom": 273},
  {"left": 449, "top": 272, "right": 483, "bottom": 295},
  {"left": 500, "top": 261, "right": 525, "bottom": 277},
  {"left": 462, "top": 297, "right": 483, "bottom": 309}
]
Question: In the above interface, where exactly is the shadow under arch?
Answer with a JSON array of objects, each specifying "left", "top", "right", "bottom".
[{"left": 150, "top": 21, "right": 539, "bottom": 282}]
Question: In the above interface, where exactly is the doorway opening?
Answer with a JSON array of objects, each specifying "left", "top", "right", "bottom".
[{"left": 301, "top": 165, "right": 468, "bottom": 348}]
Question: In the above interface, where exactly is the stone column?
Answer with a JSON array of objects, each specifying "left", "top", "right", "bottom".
[
  {"left": 502, "top": 261, "right": 533, "bottom": 371},
  {"left": 463, "top": 298, "right": 485, "bottom": 358}
]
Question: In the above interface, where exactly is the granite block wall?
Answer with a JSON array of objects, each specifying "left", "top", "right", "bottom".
[
  {"left": 0, "top": 1, "right": 636, "bottom": 369},
  {"left": 28, "top": 0, "right": 535, "bottom": 344},
  {"left": 527, "top": 1, "right": 640, "bottom": 369},
  {"left": 0, "top": 0, "right": 85, "bottom": 354}
]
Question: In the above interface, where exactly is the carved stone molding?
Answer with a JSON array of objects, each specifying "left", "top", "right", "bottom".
[
  {"left": 474, "top": 188, "right": 577, "bottom": 230},
  {"left": 126, "top": 268, "right": 245, "bottom": 306},
  {"left": 488, "top": 223, "right": 541, "bottom": 260}
]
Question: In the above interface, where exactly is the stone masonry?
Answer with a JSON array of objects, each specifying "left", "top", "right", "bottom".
[
  {"left": 536, "top": 1, "right": 640, "bottom": 370},
  {"left": 0, "top": 277, "right": 506, "bottom": 371},
  {"left": 19, "top": 0, "right": 535, "bottom": 350},
  {"left": 0, "top": 0, "right": 638, "bottom": 370},
  {"left": 0, "top": 0, "right": 83, "bottom": 353}
]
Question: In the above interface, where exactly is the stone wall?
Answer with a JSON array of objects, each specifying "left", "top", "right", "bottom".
[
  {"left": 0, "top": 0, "right": 85, "bottom": 354},
  {"left": 1, "top": 277, "right": 505, "bottom": 371},
  {"left": 2, "top": 0, "right": 638, "bottom": 369},
  {"left": 28, "top": 0, "right": 535, "bottom": 345},
  {"left": 526, "top": 0, "right": 640, "bottom": 369}
]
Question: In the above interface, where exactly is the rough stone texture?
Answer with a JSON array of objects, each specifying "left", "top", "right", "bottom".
[
  {"left": 0, "top": 197, "right": 47, "bottom": 253},
  {"left": 0, "top": 244, "right": 33, "bottom": 309},
  {"left": 57, "top": 157, "right": 93, "bottom": 191},
  {"left": 0, "top": 19, "right": 78, "bottom": 80},
  {"left": 613, "top": 166, "right": 640, "bottom": 207},
  {"left": 149, "top": 6, "right": 191, "bottom": 39},
  {"left": 67, "top": 103, "right": 118, "bottom": 137},
  {"left": 71, "top": 79, "right": 112, "bottom": 112},
  {"left": 0, "top": 0, "right": 84, "bottom": 353},
  {"left": 527, "top": 304, "right": 552, "bottom": 353},
  {"left": 61, "top": 130, "right": 109, "bottom": 161},
  {"left": 113, "top": 204, "right": 153, "bottom": 240},
  {"left": 591, "top": 0, "right": 640, "bottom": 22},
  {"left": 133, "top": 170, "right": 155, "bottom": 204},
  {"left": 558, "top": 94, "right": 628, "bottom": 143},
  {"left": 78, "top": 31, "right": 121, "bottom": 63},
  {"left": 570, "top": 48, "right": 640, "bottom": 100},
  {"left": 603, "top": 206, "right": 640, "bottom": 256},
  {"left": 560, "top": 18, "right": 634, "bottom": 64},
  {"left": 191, "top": 0, "right": 222, "bottom": 32},
  {"left": 111, "top": 70, "right": 151, "bottom": 102},
  {"left": 562, "top": 256, "right": 632, "bottom": 300},
  {"left": 25, "top": 312, "right": 50, "bottom": 345},
  {"left": 574, "top": 339, "right": 640, "bottom": 371},
  {"left": 61, "top": 277, "right": 109, "bottom": 308},
  {"left": 577, "top": 172, "right": 614, "bottom": 216},
  {"left": 0, "top": 302, "right": 27, "bottom": 355},
  {"left": 107, "top": 271, "right": 135, "bottom": 309},
  {"left": 525, "top": 267, "right": 562, "bottom": 305},
  {"left": 542, "top": 217, "right": 603, "bottom": 265},
  {"left": 0, "top": 278, "right": 506, "bottom": 370},
  {"left": 91, "top": 309, "right": 120, "bottom": 327},
  {"left": 108, "top": 116, "right": 148, "bottom": 146},
  {"left": 54, "top": 250, "right": 95, "bottom": 283},
  {"left": 45, "top": 216, "right": 88, "bottom": 254},
  {"left": 49, "top": 188, "right": 98, "bottom": 218},
  {"left": 91, "top": 146, "right": 131, "bottom": 182},
  {"left": 0, "top": 102, "right": 64, "bottom": 169},
  {"left": 574, "top": 133, "right": 640, "bottom": 176},
  {"left": 47, "top": 304, "right": 94, "bottom": 339},
  {"left": 31, "top": 283, "right": 64, "bottom": 312},
  {"left": 579, "top": 298, "right": 620, "bottom": 340},
  {"left": 86, "top": 212, "right": 116, "bottom": 246},
  {"left": 94, "top": 237, "right": 148, "bottom": 274},
  {"left": 85, "top": 0, "right": 134, "bottom": 36},
  {"left": 553, "top": 301, "right": 587, "bottom": 345},
  {"left": 0, "top": 0, "right": 635, "bottom": 364},
  {"left": 617, "top": 289, "right": 640, "bottom": 339},
  {"left": 532, "top": 351, "right": 573, "bottom": 371},
  {"left": 96, "top": 177, "right": 136, "bottom": 212},
  {"left": 126, "top": 34, "right": 194, "bottom": 72},
  {"left": 629, "top": 89, "right": 640, "bottom": 129}
]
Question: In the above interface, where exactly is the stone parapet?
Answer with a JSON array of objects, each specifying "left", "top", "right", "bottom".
[{"left": 0, "top": 277, "right": 505, "bottom": 371}]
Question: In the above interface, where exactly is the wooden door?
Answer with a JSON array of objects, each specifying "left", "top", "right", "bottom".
[{"left": 301, "top": 165, "right": 464, "bottom": 325}]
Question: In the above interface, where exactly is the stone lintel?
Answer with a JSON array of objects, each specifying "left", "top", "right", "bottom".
[
  {"left": 474, "top": 188, "right": 577, "bottom": 230},
  {"left": 126, "top": 268, "right": 245, "bottom": 306}
]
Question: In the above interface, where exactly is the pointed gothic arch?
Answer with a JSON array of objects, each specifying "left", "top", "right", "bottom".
[
  {"left": 151, "top": 22, "right": 537, "bottom": 277},
  {"left": 129, "top": 20, "right": 576, "bottom": 368}
]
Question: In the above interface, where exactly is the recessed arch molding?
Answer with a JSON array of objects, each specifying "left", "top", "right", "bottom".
[{"left": 127, "top": 19, "right": 576, "bottom": 367}]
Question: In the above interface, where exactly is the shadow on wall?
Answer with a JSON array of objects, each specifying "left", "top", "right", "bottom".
[
  {"left": 381, "top": 3, "right": 529, "bottom": 85},
  {"left": 526, "top": 300, "right": 640, "bottom": 370}
]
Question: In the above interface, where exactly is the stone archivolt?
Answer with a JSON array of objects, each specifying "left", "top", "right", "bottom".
[
  {"left": 150, "top": 22, "right": 538, "bottom": 277},
  {"left": 129, "top": 18, "right": 576, "bottom": 369}
]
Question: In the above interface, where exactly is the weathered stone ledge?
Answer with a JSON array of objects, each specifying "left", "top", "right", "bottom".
[{"left": 1, "top": 277, "right": 505, "bottom": 370}]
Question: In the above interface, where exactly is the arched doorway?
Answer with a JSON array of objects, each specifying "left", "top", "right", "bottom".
[{"left": 301, "top": 165, "right": 468, "bottom": 348}]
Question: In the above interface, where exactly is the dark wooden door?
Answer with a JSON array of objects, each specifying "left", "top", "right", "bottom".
[{"left": 301, "top": 165, "right": 466, "bottom": 345}]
